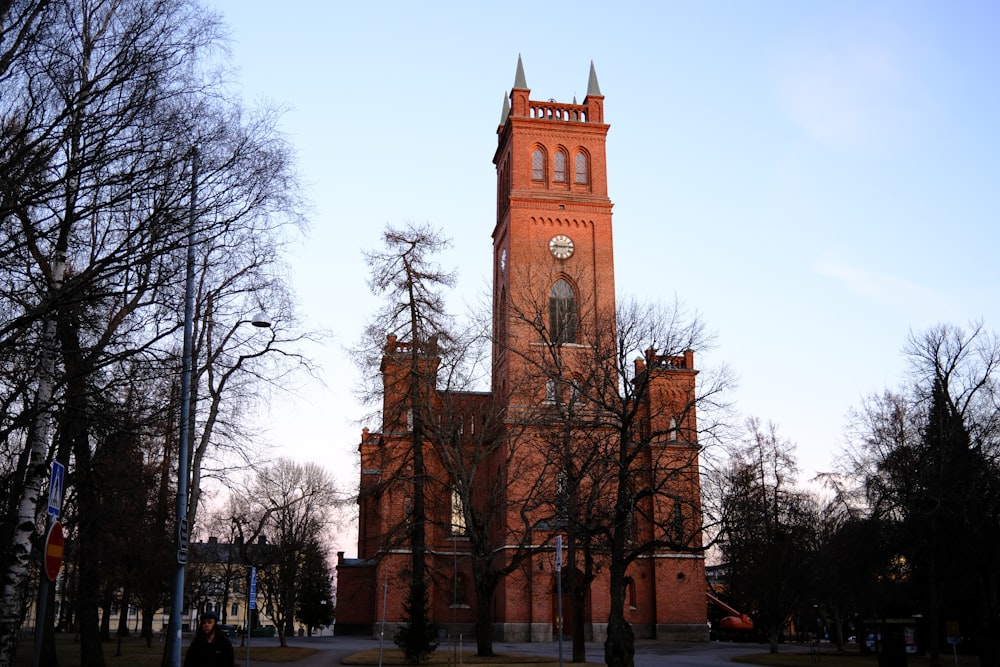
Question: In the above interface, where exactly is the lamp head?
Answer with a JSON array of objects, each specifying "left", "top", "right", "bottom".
[{"left": 251, "top": 312, "right": 272, "bottom": 328}]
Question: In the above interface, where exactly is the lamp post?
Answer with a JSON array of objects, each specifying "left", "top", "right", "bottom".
[
  {"left": 166, "top": 147, "right": 199, "bottom": 667},
  {"left": 165, "top": 145, "right": 274, "bottom": 664}
]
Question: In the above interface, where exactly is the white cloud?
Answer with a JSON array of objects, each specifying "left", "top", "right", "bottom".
[
  {"left": 813, "top": 253, "right": 950, "bottom": 319},
  {"left": 772, "top": 17, "right": 928, "bottom": 152}
]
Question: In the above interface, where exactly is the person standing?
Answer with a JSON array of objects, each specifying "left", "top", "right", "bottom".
[{"left": 184, "top": 611, "right": 235, "bottom": 667}]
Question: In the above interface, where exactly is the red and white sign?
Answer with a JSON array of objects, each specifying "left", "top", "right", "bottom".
[{"left": 45, "top": 522, "right": 64, "bottom": 582}]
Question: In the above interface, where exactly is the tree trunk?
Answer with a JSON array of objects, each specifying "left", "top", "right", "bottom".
[
  {"left": 604, "top": 560, "right": 633, "bottom": 667},
  {"left": 141, "top": 601, "right": 157, "bottom": 647},
  {"left": 74, "top": 448, "right": 107, "bottom": 667},
  {"left": 570, "top": 585, "right": 586, "bottom": 662},
  {"left": 474, "top": 579, "right": 494, "bottom": 657},
  {"left": 0, "top": 314, "right": 60, "bottom": 666}
]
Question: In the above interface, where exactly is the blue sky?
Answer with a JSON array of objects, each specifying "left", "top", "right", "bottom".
[{"left": 208, "top": 0, "right": 1000, "bottom": 545}]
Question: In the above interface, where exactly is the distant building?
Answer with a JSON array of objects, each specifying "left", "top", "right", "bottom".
[
  {"left": 184, "top": 535, "right": 287, "bottom": 634},
  {"left": 337, "top": 58, "right": 708, "bottom": 643}
]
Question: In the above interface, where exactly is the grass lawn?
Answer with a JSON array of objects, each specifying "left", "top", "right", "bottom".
[
  {"left": 733, "top": 646, "right": 977, "bottom": 667},
  {"left": 14, "top": 634, "right": 316, "bottom": 666},
  {"left": 343, "top": 648, "right": 601, "bottom": 666}
]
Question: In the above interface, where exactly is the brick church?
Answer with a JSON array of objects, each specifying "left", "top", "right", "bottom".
[{"left": 336, "top": 58, "right": 709, "bottom": 643}]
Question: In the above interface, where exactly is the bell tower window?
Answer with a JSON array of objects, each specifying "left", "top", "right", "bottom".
[
  {"left": 553, "top": 150, "right": 567, "bottom": 183},
  {"left": 574, "top": 151, "right": 589, "bottom": 185},
  {"left": 549, "top": 279, "right": 577, "bottom": 344},
  {"left": 532, "top": 148, "right": 546, "bottom": 181}
]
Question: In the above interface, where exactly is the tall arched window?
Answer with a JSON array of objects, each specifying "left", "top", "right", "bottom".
[
  {"left": 574, "top": 151, "right": 588, "bottom": 184},
  {"left": 549, "top": 279, "right": 577, "bottom": 344},
  {"left": 451, "top": 488, "right": 466, "bottom": 535},
  {"left": 553, "top": 150, "right": 567, "bottom": 183},
  {"left": 532, "top": 148, "right": 546, "bottom": 181}
]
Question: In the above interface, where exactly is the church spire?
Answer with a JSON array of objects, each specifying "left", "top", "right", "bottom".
[
  {"left": 513, "top": 53, "right": 527, "bottom": 90},
  {"left": 587, "top": 60, "right": 602, "bottom": 97},
  {"left": 499, "top": 91, "right": 510, "bottom": 126}
]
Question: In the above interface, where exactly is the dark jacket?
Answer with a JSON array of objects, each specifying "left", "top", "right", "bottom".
[{"left": 183, "top": 630, "right": 235, "bottom": 667}]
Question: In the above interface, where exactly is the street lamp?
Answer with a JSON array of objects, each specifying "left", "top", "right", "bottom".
[
  {"left": 165, "top": 145, "right": 273, "bottom": 665},
  {"left": 166, "top": 147, "right": 200, "bottom": 667}
]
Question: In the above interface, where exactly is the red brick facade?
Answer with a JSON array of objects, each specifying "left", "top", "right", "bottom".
[{"left": 336, "top": 59, "right": 708, "bottom": 643}]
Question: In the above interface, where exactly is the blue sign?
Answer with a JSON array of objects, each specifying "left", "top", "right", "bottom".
[
  {"left": 47, "top": 462, "right": 65, "bottom": 517},
  {"left": 249, "top": 567, "right": 257, "bottom": 610}
]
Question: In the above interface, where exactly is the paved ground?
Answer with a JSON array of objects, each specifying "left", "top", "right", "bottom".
[{"left": 238, "top": 635, "right": 797, "bottom": 667}]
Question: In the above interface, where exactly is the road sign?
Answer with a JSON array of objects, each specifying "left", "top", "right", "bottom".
[
  {"left": 249, "top": 567, "right": 257, "bottom": 610},
  {"left": 45, "top": 521, "right": 64, "bottom": 581},
  {"left": 176, "top": 518, "right": 189, "bottom": 564},
  {"left": 47, "top": 461, "right": 65, "bottom": 516}
]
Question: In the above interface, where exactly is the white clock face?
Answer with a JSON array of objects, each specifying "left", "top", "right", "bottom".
[{"left": 549, "top": 234, "right": 574, "bottom": 260}]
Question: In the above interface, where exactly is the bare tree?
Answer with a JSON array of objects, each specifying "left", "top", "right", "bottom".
[
  {"left": 234, "top": 459, "right": 340, "bottom": 647},
  {"left": 843, "top": 324, "right": 1000, "bottom": 667},
  {"left": 506, "top": 279, "right": 731, "bottom": 667},
  {"left": 715, "top": 418, "right": 818, "bottom": 653},
  {"left": 420, "top": 335, "right": 552, "bottom": 658},
  {"left": 0, "top": 1, "right": 306, "bottom": 664}
]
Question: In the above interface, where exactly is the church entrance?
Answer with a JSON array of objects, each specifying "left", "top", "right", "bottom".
[{"left": 552, "top": 568, "right": 589, "bottom": 639}]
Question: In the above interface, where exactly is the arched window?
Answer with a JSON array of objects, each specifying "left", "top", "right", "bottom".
[
  {"left": 574, "top": 151, "right": 588, "bottom": 184},
  {"left": 532, "top": 148, "right": 546, "bottom": 181},
  {"left": 553, "top": 150, "right": 567, "bottom": 182},
  {"left": 549, "top": 279, "right": 576, "bottom": 344},
  {"left": 451, "top": 488, "right": 466, "bottom": 535}
]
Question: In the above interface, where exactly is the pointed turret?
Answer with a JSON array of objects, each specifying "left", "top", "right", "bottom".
[
  {"left": 583, "top": 60, "right": 604, "bottom": 124},
  {"left": 513, "top": 53, "right": 527, "bottom": 90},
  {"left": 498, "top": 91, "right": 510, "bottom": 130},
  {"left": 587, "top": 60, "right": 602, "bottom": 96},
  {"left": 509, "top": 55, "right": 531, "bottom": 118}
]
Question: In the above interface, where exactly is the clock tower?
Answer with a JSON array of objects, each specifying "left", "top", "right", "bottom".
[
  {"left": 339, "top": 58, "right": 709, "bottom": 643},
  {"left": 492, "top": 56, "right": 616, "bottom": 405}
]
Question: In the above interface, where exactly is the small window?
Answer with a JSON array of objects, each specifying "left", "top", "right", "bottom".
[
  {"left": 532, "top": 148, "right": 546, "bottom": 181},
  {"left": 669, "top": 417, "right": 678, "bottom": 441},
  {"left": 555, "top": 471, "right": 568, "bottom": 525},
  {"left": 627, "top": 577, "right": 637, "bottom": 610},
  {"left": 545, "top": 379, "right": 557, "bottom": 403},
  {"left": 553, "top": 150, "right": 567, "bottom": 182},
  {"left": 549, "top": 279, "right": 577, "bottom": 344},
  {"left": 231, "top": 603, "right": 239, "bottom": 617},
  {"left": 574, "top": 152, "right": 588, "bottom": 184},
  {"left": 451, "top": 488, "right": 466, "bottom": 534}
]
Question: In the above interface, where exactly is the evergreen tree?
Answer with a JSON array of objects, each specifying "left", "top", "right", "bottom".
[{"left": 295, "top": 538, "right": 335, "bottom": 635}]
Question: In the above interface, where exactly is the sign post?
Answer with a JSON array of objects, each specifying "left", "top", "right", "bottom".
[
  {"left": 555, "top": 535, "right": 563, "bottom": 667},
  {"left": 246, "top": 567, "right": 257, "bottom": 667},
  {"left": 47, "top": 461, "right": 64, "bottom": 517},
  {"left": 44, "top": 522, "right": 64, "bottom": 582},
  {"left": 33, "top": 463, "right": 66, "bottom": 667}
]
